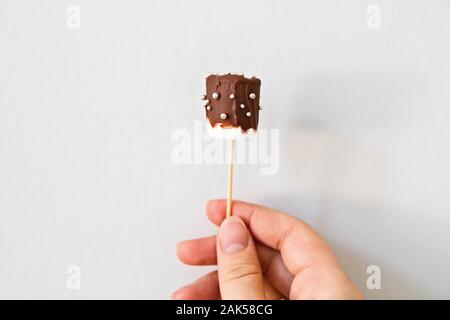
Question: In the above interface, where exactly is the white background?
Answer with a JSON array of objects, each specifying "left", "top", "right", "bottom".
[{"left": 0, "top": 0, "right": 449, "bottom": 299}]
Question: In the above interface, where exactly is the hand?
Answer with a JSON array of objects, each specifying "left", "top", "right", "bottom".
[{"left": 174, "top": 199, "right": 363, "bottom": 300}]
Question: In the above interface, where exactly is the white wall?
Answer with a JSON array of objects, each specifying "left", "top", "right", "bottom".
[{"left": 0, "top": 0, "right": 449, "bottom": 299}]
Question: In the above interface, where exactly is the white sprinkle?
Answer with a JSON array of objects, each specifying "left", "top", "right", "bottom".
[
  {"left": 229, "top": 94, "right": 235, "bottom": 99},
  {"left": 202, "top": 95, "right": 206, "bottom": 100},
  {"left": 212, "top": 92, "right": 220, "bottom": 99},
  {"left": 205, "top": 99, "right": 210, "bottom": 104},
  {"left": 220, "top": 113, "right": 227, "bottom": 120},
  {"left": 246, "top": 112, "right": 251, "bottom": 117},
  {"left": 240, "top": 104, "right": 245, "bottom": 109},
  {"left": 206, "top": 106, "right": 212, "bottom": 111},
  {"left": 249, "top": 93, "right": 256, "bottom": 99}
]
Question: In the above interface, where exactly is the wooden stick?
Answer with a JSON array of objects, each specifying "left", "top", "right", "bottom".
[{"left": 226, "top": 139, "right": 235, "bottom": 218}]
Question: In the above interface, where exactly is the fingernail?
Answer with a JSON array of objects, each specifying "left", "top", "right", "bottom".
[{"left": 220, "top": 219, "right": 249, "bottom": 254}]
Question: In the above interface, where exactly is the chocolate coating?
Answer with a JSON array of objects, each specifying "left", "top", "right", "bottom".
[{"left": 204, "top": 74, "right": 261, "bottom": 132}]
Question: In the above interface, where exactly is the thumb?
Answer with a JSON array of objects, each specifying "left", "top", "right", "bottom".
[{"left": 217, "top": 216, "right": 266, "bottom": 300}]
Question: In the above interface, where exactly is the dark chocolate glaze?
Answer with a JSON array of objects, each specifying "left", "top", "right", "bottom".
[{"left": 204, "top": 74, "right": 261, "bottom": 132}]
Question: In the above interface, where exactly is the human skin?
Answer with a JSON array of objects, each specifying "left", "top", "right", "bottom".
[{"left": 174, "top": 199, "right": 363, "bottom": 300}]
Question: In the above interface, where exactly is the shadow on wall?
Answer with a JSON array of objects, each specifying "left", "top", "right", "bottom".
[
  {"left": 260, "top": 193, "right": 427, "bottom": 299},
  {"left": 287, "top": 69, "right": 425, "bottom": 131},
  {"left": 257, "top": 71, "right": 431, "bottom": 298},
  {"left": 273, "top": 69, "right": 428, "bottom": 211},
  {"left": 334, "top": 242, "right": 426, "bottom": 300}
]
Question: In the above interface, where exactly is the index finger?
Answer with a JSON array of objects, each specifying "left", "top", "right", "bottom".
[{"left": 206, "top": 199, "right": 340, "bottom": 277}]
